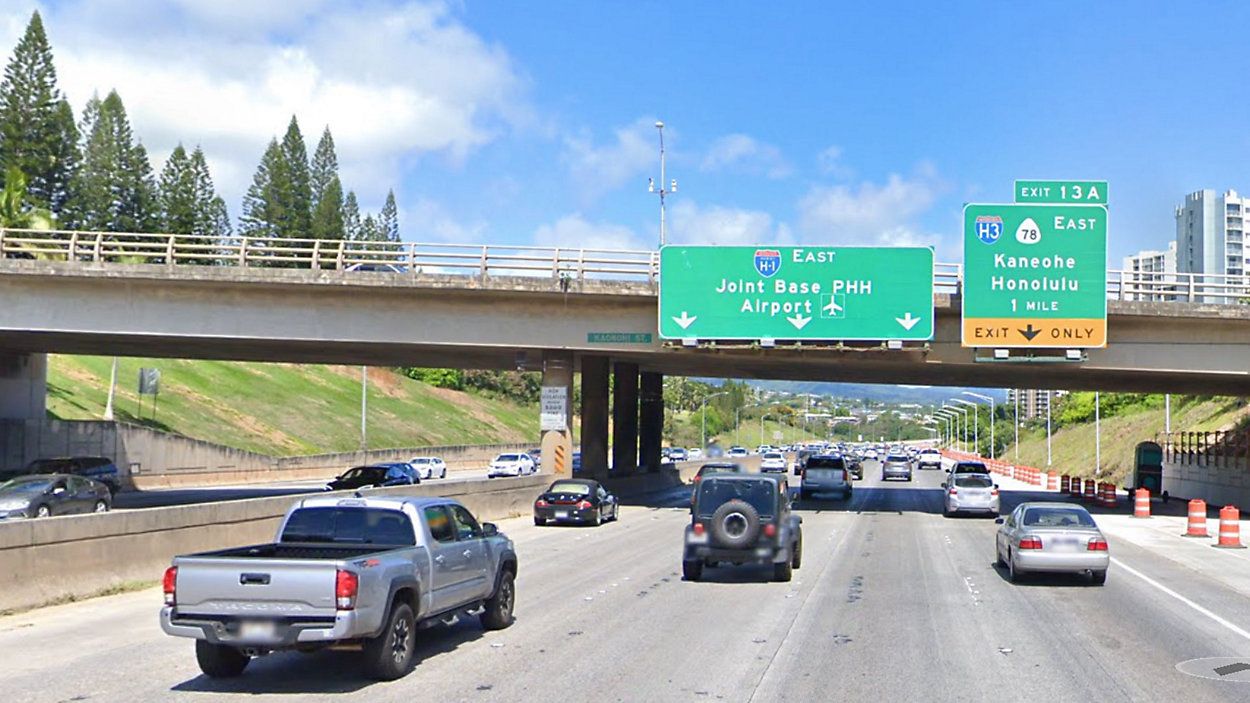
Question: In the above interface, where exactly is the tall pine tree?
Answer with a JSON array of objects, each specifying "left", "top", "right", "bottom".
[
  {"left": 158, "top": 144, "right": 195, "bottom": 234},
  {"left": 66, "top": 90, "right": 157, "bottom": 232},
  {"left": 360, "top": 213, "right": 381, "bottom": 242},
  {"left": 0, "top": 11, "right": 78, "bottom": 214},
  {"left": 380, "top": 189, "right": 399, "bottom": 242},
  {"left": 310, "top": 127, "right": 337, "bottom": 206},
  {"left": 311, "top": 176, "right": 344, "bottom": 240},
  {"left": 280, "top": 115, "right": 311, "bottom": 238},
  {"left": 239, "top": 138, "right": 288, "bottom": 239},
  {"left": 342, "top": 189, "right": 362, "bottom": 241},
  {"left": 188, "top": 147, "right": 230, "bottom": 239}
]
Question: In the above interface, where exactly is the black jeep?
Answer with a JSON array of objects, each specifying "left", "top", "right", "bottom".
[{"left": 682, "top": 474, "right": 803, "bottom": 582}]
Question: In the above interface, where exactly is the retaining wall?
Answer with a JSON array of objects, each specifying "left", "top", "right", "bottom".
[
  {"left": 1162, "top": 460, "right": 1250, "bottom": 507},
  {"left": 0, "top": 475, "right": 548, "bottom": 613}
]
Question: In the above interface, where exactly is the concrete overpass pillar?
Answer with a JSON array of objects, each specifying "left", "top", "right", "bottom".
[
  {"left": 639, "top": 372, "right": 663, "bottom": 474},
  {"left": 579, "top": 356, "right": 610, "bottom": 480},
  {"left": 540, "top": 352, "right": 574, "bottom": 475},
  {"left": 612, "top": 362, "right": 639, "bottom": 476},
  {"left": 0, "top": 353, "right": 46, "bottom": 421}
]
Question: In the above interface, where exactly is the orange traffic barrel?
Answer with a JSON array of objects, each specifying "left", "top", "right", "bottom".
[
  {"left": 1060, "top": 475, "right": 1071, "bottom": 493},
  {"left": 1068, "top": 477, "right": 1082, "bottom": 496},
  {"left": 1083, "top": 479, "right": 1096, "bottom": 502},
  {"left": 1184, "top": 499, "right": 1209, "bottom": 537},
  {"left": 1102, "top": 483, "right": 1118, "bottom": 508},
  {"left": 1048, "top": 474, "right": 1060, "bottom": 491},
  {"left": 1215, "top": 505, "right": 1246, "bottom": 549},
  {"left": 1133, "top": 488, "right": 1150, "bottom": 518}
]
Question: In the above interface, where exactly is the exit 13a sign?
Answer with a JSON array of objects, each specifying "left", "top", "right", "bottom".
[{"left": 1015, "top": 180, "right": 1108, "bottom": 205}]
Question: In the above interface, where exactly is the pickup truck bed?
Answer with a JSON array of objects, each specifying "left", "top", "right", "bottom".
[{"left": 194, "top": 543, "right": 394, "bottom": 561}]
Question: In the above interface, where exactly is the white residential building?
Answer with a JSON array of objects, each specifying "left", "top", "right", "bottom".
[
  {"left": 1175, "top": 190, "right": 1250, "bottom": 302},
  {"left": 1007, "top": 389, "right": 1068, "bottom": 421},
  {"left": 1121, "top": 241, "right": 1177, "bottom": 301}
]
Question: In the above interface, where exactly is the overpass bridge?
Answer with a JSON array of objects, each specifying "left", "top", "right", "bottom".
[{"left": 3, "top": 228, "right": 1250, "bottom": 478}]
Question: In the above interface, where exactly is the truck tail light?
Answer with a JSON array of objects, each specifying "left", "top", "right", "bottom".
[
  {"left": 693, "top": 522, "right": 706, "bottom": 536},
  {"left": 1087, "top": 538, "right": 1108, "bottom": 551},
  {"left": 163, "top": 566, "right": 177, "bottom": 606},
  {"left": 1018, "top": 537, "right": 1043, "bottom": 550},
  {"left": 335, "top": 569, "right": 359, "bottom": 610},
  {"left": 763, "top": 523, "right": 777, "bottom": 538}
]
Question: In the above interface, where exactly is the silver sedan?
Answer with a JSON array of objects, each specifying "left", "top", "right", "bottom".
[{"left": 995, "top": 502, "right": 1109, "bottom": 585}]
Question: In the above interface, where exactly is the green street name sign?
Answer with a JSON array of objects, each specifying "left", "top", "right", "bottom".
[
  {"left": 962, "top": 203, "right": 1108, "bottom": 348},
  {"left": 587, "top": 332, "right": 653, "bottom": 344},
  {"left": 659, "top": 245, "right": 934, "bottom": 341},
  {"left": 1015, "top": 180, "right": 1108, "bottom": 205}
]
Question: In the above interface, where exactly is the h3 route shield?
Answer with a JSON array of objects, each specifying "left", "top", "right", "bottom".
[
  {"left": 962, "top": 203, "right": 1108, "bottom": 348},
  {"left": 658, "top": 245, "right": 934, "bottom": 341}
]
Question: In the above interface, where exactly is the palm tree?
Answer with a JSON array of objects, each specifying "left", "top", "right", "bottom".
[{"left": 0, "top": 167, "right": 57, "bottom": 259}]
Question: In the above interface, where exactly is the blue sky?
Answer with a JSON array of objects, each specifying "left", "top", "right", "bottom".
[{"left": 7, "top": 1, "right": 1249, "bottom": 264}]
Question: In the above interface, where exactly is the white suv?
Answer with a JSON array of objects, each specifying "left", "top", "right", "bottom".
[
  {"left": 408, "top": 456, "right": 448, "bottom": 479},
  {"left": 488, "top": 453, "right": 536, "bottom": 478}
]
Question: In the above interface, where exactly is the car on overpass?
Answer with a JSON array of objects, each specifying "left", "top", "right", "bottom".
[
  {"left": 325, "top": 464, "right": 418, "bottom": 491},
  {"left": 407, "top": 456, "right": 448, "bottom": 480},
  {"left": 995, "top": 502, "right": 1109, "bottom": 585},
  {"left": 533, "top": 479, "right": 618, "bottom": 526},
  {"left": 487, "top": 453, "right": 537, "bottom": 478},
  {"left": 683, "top": 474, "right": 802, "bottom": 583},
  {"left": 161, "top": 496, "right": 517, "bottom": 680},
  {"left": 0, "top": 473, "right": 112, "bottom": 518}
]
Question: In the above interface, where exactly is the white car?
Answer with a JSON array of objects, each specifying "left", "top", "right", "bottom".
[
  {"left": 756, "top": 445, "right": 772, "bottom": 455},
  {"left": 688, "top": 448, "right": 704, "bottom": 460},
  {"left": 408, "top": 456, "right": 448, "bottom": 479},
  {"left": 488, "top": 453, "right": 536, "bottom": 478},
  {"left": 727, "top": 447, "right": 749, "bottom": 458},
  {"left": 760, "top": 451, "right": 787, "bottom": 473}
]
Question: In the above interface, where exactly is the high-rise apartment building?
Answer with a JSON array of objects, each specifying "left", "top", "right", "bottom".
[
  {"left": 1121, "top": 241, "right": 1177, "bottom": 301},
  {"left": 1175, "top": 189, "right": 1247, "bottom": 278},
  {"left": 1007, "top": 389, "right": 1068, "bottom": 421}
]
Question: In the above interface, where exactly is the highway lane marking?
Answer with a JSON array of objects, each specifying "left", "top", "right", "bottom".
[{"left": 1111, "top": 556, "right": 1250, "bottom": 643}]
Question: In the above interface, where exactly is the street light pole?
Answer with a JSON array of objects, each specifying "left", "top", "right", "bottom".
[
  {"left": 1095, "top": 391, "right": 1101, "bottom": 478},
  {"left": 953, "top": 399, "right": 979, "bottom": 455},
  {"left": 942, "top": 404, "right": 968, "bottom": 452},
  {"left": 1046, "top": 390, "right": 1052, "bottom": 468},
  {"left": 962, "top": 391, "right": 996, "bottom": 459},
  {"left": 360, "top": 365, "right": 368, "bottom": 450},
  {"left": 1013, "top": 390, "right": 1019, "bottom": 463}
]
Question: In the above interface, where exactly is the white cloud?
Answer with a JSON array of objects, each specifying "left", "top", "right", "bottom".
[
  {"left": 533, "top": 213, "right": 643, "bottom": 251},
  {"left": 0, "top": 1, "right": 529, "bottom": 212},
  {"left": 797, "top": 164, "right": 947, "bottom": 248},
  {"left": 816, "top": 145, "right": 854, "bottom": 179},
  {"left": 670, "top": 200, "right": 792, "bottom": 246},
  {"left": 561, "top": 117, "right": 658, "bottom": 206},
  {"left": 401, "top": 198, "right": 486, "bottom": 244},
  {"left": 700, "top": 134, "right": 791, "bottom": 179}
]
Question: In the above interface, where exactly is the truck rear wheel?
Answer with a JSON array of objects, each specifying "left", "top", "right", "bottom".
[
  {"left": 480, "top": 570, "right": 515, "bottom": 631},
  {"left": 195, "top": 640, "right": 249, "bottom": 678},
  {"left": 364, "top": 602, "right": 416, "bottom": 680}
]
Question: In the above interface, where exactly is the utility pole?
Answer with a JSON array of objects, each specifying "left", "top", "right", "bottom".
[
  {"left": 1013, "top": 390, "right": 1019, "bottom": 463},
  {"left": 1046, "top": 390, "right": 1052, "bottom": 468},
  {"left": 360, "top": 366, "right": 368, "bottom": 451},
  {"left": 103, "top": 357, "right": 119, "bottom": 421},
  {"left": 648, "top": 121, "right": 676, "bottom": 247},
  {"left": 1095, "top": 391, "right": 1101, "bottom": 477}
]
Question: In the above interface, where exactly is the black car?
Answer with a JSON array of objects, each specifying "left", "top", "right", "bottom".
[
  {"left": 683, "top": 474, "right": 802, "bottom": 583},
  {"left": 843, "top": 453, "right": 863, "bottom": 480},
  {"left": 325, "top": 464, "right": 418, "bottom": 492},
  {"left": 533, "top": 479, "right": 618, "bottom": 526},
  {"left": 20, "top": 456, "right": 122, "bottom": 494},
  {"left": 0, "top": 473, "right": 112, "bottom": 519}
]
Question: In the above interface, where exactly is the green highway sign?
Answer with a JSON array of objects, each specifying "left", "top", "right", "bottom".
[
  {"left": 1015, "top": 180, "right": 1108, "bottom": 205},
  {"left": 658, "top": 246, "right": 934, "bottom": 341},
  {"left": 962, "top": 203, "right": 1108, "bottom": 348}
]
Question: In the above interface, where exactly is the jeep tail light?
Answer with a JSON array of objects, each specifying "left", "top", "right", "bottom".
[
  {"left": 1087, "top": 538, "right": 1108, "bottom": 551},
  {"left": 693, "top": 522, "right": 706, "bottom": 536},
  {"left": 335, "top": 569, "right": 359, "bottom": 610},
  {"left": 163, "top": 566, "right": 177, "bottom": 606},
  {"left": 763, "top": 523, "right": 777, "bottom": 538},
  {"left": 1018, "top": 537, "right": 1043, "bottom": 550},
  {"left": 576, "top": 500, "right": 593, "bottom": 510}
]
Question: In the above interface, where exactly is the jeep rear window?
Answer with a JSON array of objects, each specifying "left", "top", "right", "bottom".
[
  {"left": 695, "top": 480, "right": 776, "bottom": 519},
  {"left": 281, "top": 507, "right": 416, "bottom": 545}
]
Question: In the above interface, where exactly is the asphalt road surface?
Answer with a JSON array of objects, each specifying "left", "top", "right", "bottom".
[{"left": 4, "top": 460, "right": 1250, "bottom": 702}]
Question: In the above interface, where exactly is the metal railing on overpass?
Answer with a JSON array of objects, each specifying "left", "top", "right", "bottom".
[{"left": 2, "top": 228, "right": 1247, "bottom": 304}]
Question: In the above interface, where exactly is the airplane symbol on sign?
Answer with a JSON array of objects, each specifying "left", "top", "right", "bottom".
[{"left": 820, "top": 294, "right": 846, "bottom": 319}]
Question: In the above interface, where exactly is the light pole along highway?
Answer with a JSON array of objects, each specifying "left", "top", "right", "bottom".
[
  {"left": 934, "top": 408, "right": 957, "bottom": 450},
  {"left": 961, "top": 391, "right": 996, "bottom": 460},
  {"left": 942, "top": 403, "right": 969, "bottom": 453},
  {"left": 952, "top": 398, "right": 979, "bottom": 455}
]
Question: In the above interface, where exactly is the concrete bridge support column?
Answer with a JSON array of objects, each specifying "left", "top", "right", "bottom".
[
  {"left": 540, "top": 352, "right": 574, "bottom": 475},
  {"left": 0, "top": 353, "right": 46, "bottom": 421},
  {"left": 579, "top": 356, "right": 610, "bottom": 480},
  {"left": 612, "top": 362, "right": 639, "bottom": 476},
  {"left": 639, "top": 372, "right": 663, "bottom": 474}
]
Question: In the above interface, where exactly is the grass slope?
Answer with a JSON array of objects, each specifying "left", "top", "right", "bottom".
[
  {"left": 47, "top": 355, "right": 539, "bottom": 456},
  {"left": 1001, "top": 397, "right": 1247, "bottom": 483}
]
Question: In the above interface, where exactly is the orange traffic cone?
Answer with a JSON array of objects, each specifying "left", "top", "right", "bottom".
[
  {"left": 1184, "top": 499, "right": 1209, "bottom": 537},
  {"left": 1133, "top": 488, "right": 1150, "bottom": 518},
  {"left": 1214, "top": 505, "right": 1246, "bottom": 549}
]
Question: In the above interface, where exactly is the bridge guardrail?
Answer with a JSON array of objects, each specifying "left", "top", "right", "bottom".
[{"left": 3, "top": 228, "right": 1250, "bottom": 304}]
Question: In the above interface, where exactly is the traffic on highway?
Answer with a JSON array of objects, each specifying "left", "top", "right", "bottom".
[{"left": 4, "top": 449, "right": 1250, "bottom": 701}]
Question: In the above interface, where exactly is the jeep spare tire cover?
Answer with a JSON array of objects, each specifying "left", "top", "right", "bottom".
[{"left": 710, "top": 499, "right": 761, "bottom": 549}]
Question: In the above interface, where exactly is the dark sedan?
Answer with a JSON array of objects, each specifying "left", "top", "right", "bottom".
[
  {"left": 20, "top": 456, "right": 122, "bottom": 494},
  {"left": 534, "top": 479, "right": 618, "bottom": 526},
  {"left": 325, "top": 464, "right": 418, "bottom": 492},
  {"left": 0, "top": 473, "right": 112, "bottom": 519}
]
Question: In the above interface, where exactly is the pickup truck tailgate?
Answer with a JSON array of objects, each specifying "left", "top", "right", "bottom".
[{"left": 175, "top": 557, "right": 340, "bottom": 617}]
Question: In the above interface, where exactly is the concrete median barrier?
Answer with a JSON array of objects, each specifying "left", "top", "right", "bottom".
[{"left": 0, "top": 474, "right": 548, "bottom": 613}]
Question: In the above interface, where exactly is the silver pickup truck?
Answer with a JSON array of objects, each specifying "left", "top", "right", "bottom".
[{"left": 160, "top": 495, "right": 518, "bottom": 681}]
